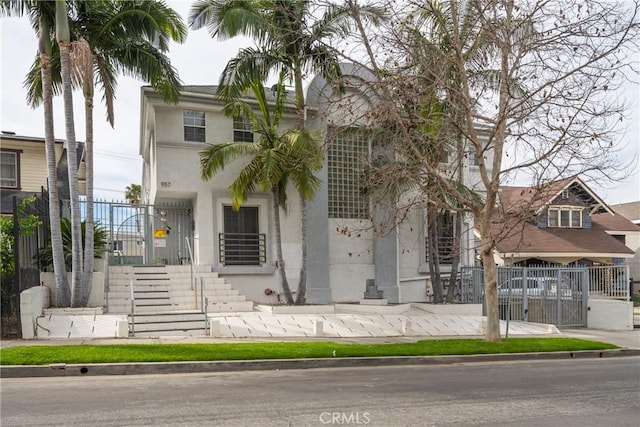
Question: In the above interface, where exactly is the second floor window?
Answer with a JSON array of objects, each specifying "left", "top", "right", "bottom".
[
  {"left": 233, "top": 116, "right": 253, "bottom": 142},
  {"left": 0, "top": 150, "right": 19, "bottom": 188},
  {"left": 183, "top": 110, "right": 205, "bottom": 142},
  {"left": 548, "top": 207, "right": 583, "bottom": 228}
]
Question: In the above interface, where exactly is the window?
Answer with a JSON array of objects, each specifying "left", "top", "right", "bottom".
[
  {"left": 220, "top": 206, "right": 265, "bottom": 266},
  {"left": 328, "top": 127, "right": 370, "bottom": 219},
  {"left": 547, "top": 207, "right": 582, "bottom": 228},
  {"left": 0, "top": 150, "right": 19, "bottom": 188},
  {"left": 233, "top": 116, "right": 253, "bottom": 142},
  {"left": 468, "top": 151, "right": 479, "bottom": 166},
  {"left": 111, "top": 240, "right": 123, "bottom": 251},
  {"left": 439, "top": 150, "right": 449, "bottom": 164},
  {"left": 183, "top": 110, "right": 205, "bottom": 142},
  {"left": 425, "top": 211, "right": 455, "bottom": 265}
]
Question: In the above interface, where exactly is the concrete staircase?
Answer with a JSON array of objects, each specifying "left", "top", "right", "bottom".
[{"left": 107, "top": 265, "right": 253, "bottom": 336}]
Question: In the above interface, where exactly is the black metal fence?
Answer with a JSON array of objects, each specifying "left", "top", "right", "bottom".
[{"left": 13, "top": 188, "right": 50, "bottom": 291}]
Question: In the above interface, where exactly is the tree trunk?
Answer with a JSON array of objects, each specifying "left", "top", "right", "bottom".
[
  {"left": 273, "top": 191, "right": 294, "bottom": 304},
  {"left": 294, "top": 63, "right": 309, "bottom": 304},
  {"left": 81, "top": 91, "right": 94, "bottom": 306},
  {"left": 480, "top": 215, "right": 500, "bottom": 342},
  {"left": 294, "top": 197, "right": 307, "bottom": 305},
  {"left": 446, "top": 211, "right": 463, "bottom": 303},
  {"left": 39, "top": 18, "right": 69, "bottom": 307},
  {"left": 427, "top": 206, "right": 444, "bottom": 303},
  {"left": 57, "top": 0, "right": 83, "bottom": 307}
]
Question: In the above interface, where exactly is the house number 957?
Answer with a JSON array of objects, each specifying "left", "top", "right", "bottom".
[{"left": 161, "top": 181, "right": 171, "bottom": 188}]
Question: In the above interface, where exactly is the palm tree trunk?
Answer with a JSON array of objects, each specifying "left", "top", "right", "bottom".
[
  {"left": 294, "top": 63, "right": 309, "bottom": 304},
  {"left": 39, "top": 17, "right": 69, "bottom": 307},
  {"left": 294, "top": 197, "right": 307, "bottom": 304},
  {"left": 57, "top": 0, "right": 83, "bottom": 307},
  {"left": 427, "top": 206, "right": 444, "bottom": 303},
  {"left": 273, "top": 190, "right": 294, "bottom": 304},
  {"left": 81, "top": 91, "right": 94, "bottom": 306},
  {"left": 446, "top": 211, "right": 463, "bottom": 303}
]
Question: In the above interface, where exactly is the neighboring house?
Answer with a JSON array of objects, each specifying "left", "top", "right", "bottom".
[
  {"left": 0, "top": 131, "right": 86, "bottom": 214},
  {"left": 139, "top": 64, "right": 492, "bottom": 304},
  {"left": 611, "top": 201, "right": 640, "bottom": 282},
  {"left": 486, "top": 176, "right": 637, "bottom": 267}
]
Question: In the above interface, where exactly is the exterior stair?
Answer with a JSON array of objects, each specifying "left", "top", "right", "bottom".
[
  {"left": 129, "top": 311, "right": 208, "bottom": 337},
  {"left": 106, "top": 264, "right": 253, "bottom": 336}
]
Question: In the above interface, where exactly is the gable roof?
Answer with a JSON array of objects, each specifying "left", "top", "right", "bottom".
[
  {"left": 486, "top": 176, "right": 636, "bottom": 261},
  {"left": 491, "top": 215, "right": 635, "bottom": 258},
  {"left": 499, "top": 176, "right": 613, "bottom": 216}
]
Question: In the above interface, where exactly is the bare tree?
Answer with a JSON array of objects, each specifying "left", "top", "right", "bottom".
[{"left": 336, "top": 0, "right": 639, "bottom": 341}]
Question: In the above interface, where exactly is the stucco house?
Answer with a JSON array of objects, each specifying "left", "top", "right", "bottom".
[
  {"left": 610, "top": 201, "right": 640, "bottom": 283},
  {"left": 138, "top": 64, "right": 492, "bottom": 305},
  {"left": 487, "top": 176, "right": 637, "bottom": 267}
]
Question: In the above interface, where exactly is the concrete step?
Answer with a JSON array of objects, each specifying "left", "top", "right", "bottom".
[
  {"left": 207, "top": 301, "right": 254, "bottom": 312},
  {"left": 109, "top": 265, "right": 214, "bottom": 274},
  {"left": 129, "top": 311, "right": 208, "bottom": 336}
]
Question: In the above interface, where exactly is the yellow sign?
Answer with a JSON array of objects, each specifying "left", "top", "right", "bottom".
[{"left": 154, "top": 228, "right": 166, "bottom": 238}]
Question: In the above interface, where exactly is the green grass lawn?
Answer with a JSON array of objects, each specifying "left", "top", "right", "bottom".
[{"left": 0, "top": 338, "right": 617, "bottom": 365}]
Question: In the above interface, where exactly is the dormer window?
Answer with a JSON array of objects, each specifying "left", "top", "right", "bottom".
[{"left": 548, "top": 207, "right": 582, "bottom": 228}]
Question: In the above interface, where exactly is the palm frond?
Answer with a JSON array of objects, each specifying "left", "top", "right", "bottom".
[
  {"left": 188, "top": 0, "right": 267, "bottom": 41},
  {"left": 200, "top": 142, "right": 261, "bottom": 181}
]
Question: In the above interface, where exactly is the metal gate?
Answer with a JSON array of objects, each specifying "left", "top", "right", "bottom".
[
  {"left": 461, "top": 266, "right": 588, "bottom": 327},
  {"left": 82, "top": 200, "right": 193, "bottom": 266}
]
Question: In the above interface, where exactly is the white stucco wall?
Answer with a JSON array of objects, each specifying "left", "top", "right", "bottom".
[
  {"left": 40, "top": 272, "right": 105, "bottom": 308},
  {"left": 328, "top": 219, "right": 375, "bottom": 301},
  {"left": 623, "top": 232, "right": 640, "bottom": 283},
  {"left": 587, "top": 299, "right": 634, "bottom": 331},
  {"left": 20, "top": 286, "right": 50, "bottom": 339}
]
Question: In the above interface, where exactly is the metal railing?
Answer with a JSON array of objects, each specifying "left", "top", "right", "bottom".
[
  {"left": 219, "top": 233, "right": 266, "bottom": 265},
  {"left": 588, "top": 265, "right": 629, "bottom": 300},
  {"left": 186, "top": 237, "right": 209, "bottom": 333},
  {"left": 185, "top": 237, "right": 197, "bottom": 291},
  {"left": 129, "top": 278, "right": 135, "bottom": 336},
  {"left": 425, "top": 236, "right": 455, "bottom": 265}
]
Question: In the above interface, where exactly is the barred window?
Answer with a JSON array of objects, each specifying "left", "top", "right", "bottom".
[
  {"left": 425, "top": 211, "right": 455, "bottom": 265},
  {"left": 328, "top": 127, "right": 370, "bottom": 219},
  {"left": 233, "top": 116, "right": 253, "bottom": 142},
  {"left": 183, "top": 110, "right": 205, "bottom": 142}
]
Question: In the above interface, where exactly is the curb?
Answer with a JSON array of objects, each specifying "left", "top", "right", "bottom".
[{"left": 2, "top": 349, "right": 639, "bottom": 378}]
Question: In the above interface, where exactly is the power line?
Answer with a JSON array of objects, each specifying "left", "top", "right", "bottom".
[{"left": 94, "top": 150, "right": 141, "bottom": 161}]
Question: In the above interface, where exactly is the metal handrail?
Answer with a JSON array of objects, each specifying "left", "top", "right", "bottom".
[
  {"left": 129, "top": 278, "right": 135, "bottom": 336},
  {"left": 185, "top": 237, "right": 197, "bottom": 291},
  {"left": 200, "top": 277, "right": 209, "bottom": 333},
  {"left": 186, "top": 237, "right": 210, "bottom": 333}
]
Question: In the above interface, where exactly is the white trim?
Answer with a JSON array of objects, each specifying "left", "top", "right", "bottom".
[{"left": 499, "top": 252, "right": 633, "bottom": 259}]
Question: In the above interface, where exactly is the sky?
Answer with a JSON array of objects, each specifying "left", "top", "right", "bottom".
[{"left": 1, "top": 1, "right": 639, "bottom": 205}]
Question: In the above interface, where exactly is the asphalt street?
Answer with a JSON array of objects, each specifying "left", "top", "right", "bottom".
[{"left": 2, "top": 356, "right": 639, "bottom": 426}]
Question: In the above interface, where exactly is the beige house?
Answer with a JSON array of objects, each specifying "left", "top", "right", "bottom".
[
  {"left": 0, "top": 131, "right": 86, "bottom": 213},
  {"left": 488, "top": 176, "right": 637, "bottom": 267}
]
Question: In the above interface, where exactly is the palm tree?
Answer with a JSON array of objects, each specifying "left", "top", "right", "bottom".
[
  {"left": 189, "top": 0, "right": 387, "bottom": 303},
  {"left": 200, "top": 76, "right": 323, "bottom": 304},
  {"left": 125, "top": 184, "right": 142, "bottom": 205},
  {"left": 1, "top": 0, "right": 71, "bottom": 306},
  {"left": 55, "top": 0, "right": 85, "bottom": 307},
  {"left": 21, "top": 0, "right": 186, "bottom": 306}
]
